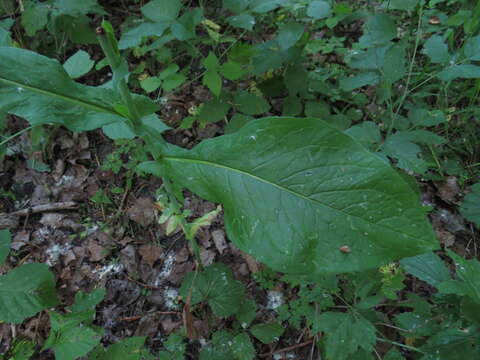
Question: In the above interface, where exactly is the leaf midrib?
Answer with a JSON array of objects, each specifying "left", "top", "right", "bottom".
[
  {"left": 163, "top": 155, "right": 417, "bottom": 238},
  {"left": 0, "top": 77, "right": 121, "bottom": 116}
]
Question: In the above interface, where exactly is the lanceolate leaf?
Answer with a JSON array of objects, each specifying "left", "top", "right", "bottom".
[
  {"left": 141, "top": 117, "right": 437, "bottom": 275},
  {"left": 0, "top": 47, "right": 157, "bottom": 132}
]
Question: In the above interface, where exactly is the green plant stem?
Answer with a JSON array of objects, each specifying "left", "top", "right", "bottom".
[
  {"left": 97, "top": 31, "right": 141, "bottom": 127},
  {"left": 0, "top": 126, "right": 32, "bottom": 147}
]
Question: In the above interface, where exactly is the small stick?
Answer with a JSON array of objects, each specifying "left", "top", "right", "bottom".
[
  {"left": 259, "top": 338, "right": 315, "bottom": 358},
  {"left": 119, "top": 311, "right": 180, "bottom": 322},
  {"left": 10, "top": 201, "right": 78, "bottom": 216}
]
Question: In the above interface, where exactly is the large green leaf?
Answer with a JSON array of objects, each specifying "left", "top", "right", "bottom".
[
  {"left": 0, "top": 47, "right": 157, "bottom": 132},
  {"left": 141, "top": 117, "right": 437, "bottom": 275},
  {"left": 0, "top": 229, "right": 10, "bottom": 265},
  {"left": 0, "top": 263, "right": 58, "bottom": 323}
]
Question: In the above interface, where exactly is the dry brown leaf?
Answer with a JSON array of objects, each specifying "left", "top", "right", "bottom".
[
  {"left": 138, "top": 244, "right": 163, "bottom": 267},
  {"left": 212, "top": 229, "right": 228, "bottom": 254},
  {"left": 87, "top": 240, "right": 108, "bottom": 262},
  {"left": 127, "top": 197, "right": 156, "bottom": 226}
]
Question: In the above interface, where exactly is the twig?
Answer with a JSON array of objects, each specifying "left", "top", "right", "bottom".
[
  {"left": 259, "top": 338, "right": 315, "bottom": 358},
  {"left": 10, "top": 201, "right": 78, "bottom": 216},
  {"left": 119, "top": 311, "right": 180, "bottom": 322}
]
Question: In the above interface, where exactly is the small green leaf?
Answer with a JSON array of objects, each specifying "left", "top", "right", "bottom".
[
  {"left": 423, "top": 35, "right": 450, "bottom": 64},
  {"left": 307, "top": 1, "right": 332, "bottom": 19},
  {"left": 250, "top": 0, "right": 281, "bottom": 13},
  {"left": 460, "top": 183, "right": 480, "bottom": 227},
  {"left": 227, "top": 14, "right": 256, "bottom": 31},
  {"left": 232, "top": 333, "right": 255, "bottom": 360},
  {"left": 0, "top": 229, "right": 10, "bottom": 265},
  {"left": 345, "top": 121, "right": 381, "bottom": 149},
  {"left": 102, "top": 122, "right": 136, "bottom": 140},
  {"left": 282, "top": 95, "right": 302, "bottom": 116},
  {"left": 305, "top": 100, "right": 330, "bottom": 118},
  {"left": 140, "top": 76, "right": 162, "bottom": 93},
  {"left": 250, "top": 322, "right": 284, "bottom": 344},
  {"left": 276, "top": 23, "right": 304, "bottom": 51},
  {"left": 220, "top": 61, "right": 245, "bottom": 80},
  {"left": 68, "top": 289, "right": 106, "bottom": 313},
  {"left": 63, "top": 50, "right": 95, "bottom": 79},
  {"left": 315, "top": 312, "right": 376, "bottom": 360},
  {"left": 439, "top": 64, "right": 480, "bottom": 81},
  {"left": 203, "top": 70, "right": 222, "bottom": 97},
  {"left": 180, "top": 264, "right": 245, "bottom": 317},
  {"left": 171, "top": 8, "right": 203, "bottom": 41},
  {"left": 21, "top": 1, "right": 49, "bottom": 36},
  {"left": 141, "top": 0, "right": 181, "bottom": 22},
  {"left": 203, "top": 52, "right": 220, "bottom": 71},
  {"left": 359, "top": 14, "right": 397, "bottom": 46},
  {"left": 382, "top": 43, "right": 406, "bottom": 83},
  {"left": 381, "top": 132, "right": 428, "bottom": 174},
  {"left": 408, "top": 108, "right": 446, "bottom": 126},
  {"left": 223, "top": 0, "right": 250, "bottom": 13},
  {"left": 464, "top": 36, "right": 480, "bottom": 61},
  {"left": 44, "top": 313, "right": 100, "bottom": 360},
  {"left": 339, "top": 72, "right": 380, "bottom": 91},
  {"left": 141, "top": 114, "right": 170, "bottom": 134},
  {"left": 162, "top": 73, "right": 186, "bottom": 92},
  {"left": 384, "top": 0, "right": 419, "bottom": 11},
  {"left": 234, "top": 91, "right": 270, "bottom": 115},
  {"left": 0, "top": 263, "right": 58, "bottom": 323},
  {"left": 97, "top": 337, "right": 147, "bottom": 360},
  {"left": 236, "top": 299, "right": 257, "bottom": 326},
  {"left": 199, "top": 98, "right": 231, "bottom": 123}
]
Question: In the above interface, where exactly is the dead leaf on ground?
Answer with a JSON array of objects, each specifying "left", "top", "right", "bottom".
[
  {"left": 200, "top": 248, "right": 216, "bottom": 266},
  {"left": 436, "top": 176, "right": 461, "bottom": 204},
  {"left": 87, "top": 240, "right": 108, "bottom": 262},
  {"left": 161, "top": 316, "right": 182, "bottom": 334},
  {"left": 139, "top": 244, "right": 163, "bottom": 267},
  {"left": 436, "top": 229, "right": 455, "bottom": 247},
  {"left": 127, "top": 197, "right": 156, "bottom": 227},
  {"left": 212, "top": 229, "right": 228, "bottom": 254}
]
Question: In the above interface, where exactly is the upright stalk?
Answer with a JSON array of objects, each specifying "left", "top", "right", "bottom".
[{"left": 96, "top": 25, "right": 141, "bottom": 127}]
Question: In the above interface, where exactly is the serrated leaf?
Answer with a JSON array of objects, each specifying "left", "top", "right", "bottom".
[
  {"left": 276, "top": 23, "right": 304, "bottom": 51},
  {"left": 171, "top": 8, "right": 203, "bottom": 41},
  {"left": 250, "top": 322, "right": 284, "bottom": 344},
  {"left": 420, "top": 327, "right": 479, "bottom": 359},
  {"left": 438, "top": 251, "right": 480, "bottom": 303},
  {"left": 199, "top": 98, "right": 231, "bottom": 123},
  {"left": 119, "top": 22, "right": 169, "bottom": 49},
  {"left": 359, "top": 14, "right": 397, "bottom": 47},
  {"left": 423, "top": 35, "right": 450, "bottom": 64},
  {"left": 408, "top": 108, "right": 446, "bottom": 126},
  {"left": 345, "top": 122, "right": 381, "bottom": 149},
  {"left": 340, "top": 72, "right": 380, "bottom": 91},
  {"left": 232, "top": 333, "right": 255, "bottom": 360},
  {"left": 349, "top": 47, "right": 388, "bottom": 70},
  {"left": 227, "top": 14, "right": 256, "bottom": 31},
  {"left": 315, "top": 312, "right": 376, "bottom": 360},
  {"left": 223, "top": 0, "right": 250, "bottom": 13},
  {"left": 63, "top": 50, "right": 95, "bottom": 79},
  {"left": 460, "top": 183, "right": 480, "bottom": 227},
  {"left": 464, "top": 36, "right": 480, "bottom": 61},
  {"left": 0, "top": 229, "right": 10, "bottom": 265},
  {"left": 401, "top": 252, "right": 451, "bottom": 287},
  {"left": 381, "top": 132, "right": 428, "bottom": 174},
  {"left": 382, "top": 43, "right": 406, "bottom": 83},
  {"left": 93, "top": 337, "right": 147, "bottom": 360},
  {"left": 307, "top": 1, "right": 331, "bottom": 19},
  {"left": 68, "top": 289, "right": 106, "bottom": 313},
  {"left": 0, "top": 263, "right": 58, "bottom": 323},
  {"left": 0, "top": 47, "right": 157, "bottom": 132},
  {"left": 141, "top": 0, "right": 181, "bottom": 23},
  {"left": 21, "top": 1, "right": 49, "bottom": 36},
  {"left": 180, "top": 264, "right": 245, "bottom": 317},
  {"left": 234, "top": 91, "right": 270, "bottom": 114},
  {"left": 139, "top": 117, "right": 438, "bottom": 275},
  {"left": 438, "top": 64, "right": 480, "bottom": 81},
  {"left": 236, "top": 299, "right": 257, "bottom": 326},
  {"left": 44, "top": 312, "right": 100, "bottom": 360}
]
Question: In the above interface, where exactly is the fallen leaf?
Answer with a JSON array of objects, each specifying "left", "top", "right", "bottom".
[
  {"left": 212, "top": 229, "right": 228, "bottom": 254},
  {"left": 436, "top": 176, "right": 460, "bottom": 204},
  {"left": 87, "top": 240, "right": 108, "bottom": 262},
  {"left": 127, "top": 197, "right": 156, "bottom": 226},
  {"left": 139, "top": 244, "right": 163, "bottom": 267}
]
